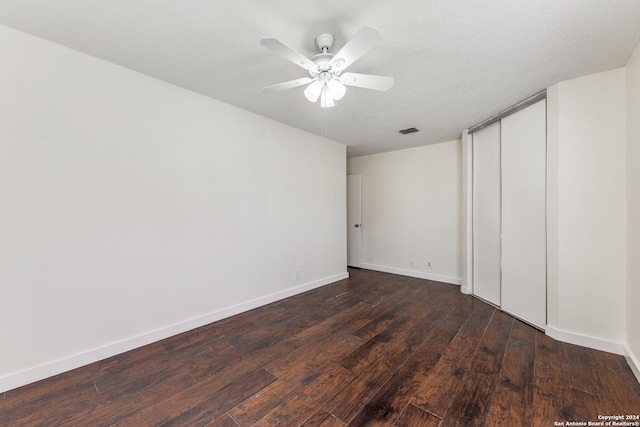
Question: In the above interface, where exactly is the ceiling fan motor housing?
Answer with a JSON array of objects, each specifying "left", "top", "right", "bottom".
[{"left": 309, "top": 53, "right": 335, "bottom": 77}]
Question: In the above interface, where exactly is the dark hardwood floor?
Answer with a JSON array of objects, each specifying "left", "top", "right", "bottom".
[{"left": 1, "top": 268, "right": 639, "bottom": 426}]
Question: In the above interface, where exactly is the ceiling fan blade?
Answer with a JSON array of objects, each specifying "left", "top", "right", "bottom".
[
  {"left": 339, "top": 73, "right": 394, "bottom": 91},
  {"left": 263, "top": 77, "right": 313, "bottom": 92},
  {"left": 261, "top": 37, "right": 317, "bottom": 71},
  {"left": 330, "top": 26, "right": 382, "bottom": 71}
]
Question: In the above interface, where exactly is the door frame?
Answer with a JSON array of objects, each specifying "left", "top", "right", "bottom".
[{"left": 347, "top": 174, "right": 362, "bottom": 268}]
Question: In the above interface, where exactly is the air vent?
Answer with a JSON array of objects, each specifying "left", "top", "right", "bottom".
[{"left": 398, "top": 127, "right": 419, "bottom": 135}]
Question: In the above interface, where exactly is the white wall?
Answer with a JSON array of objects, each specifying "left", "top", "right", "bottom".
[
  {"left": 626, "top": 39, "right": 640, "bottom": 379},
  {"left": 546, "top": 68, "right": 627, "bottom": 353},
  {"left": 0, "top": 25, "right": 347, "bottom": 392},
  {"left": 347, "top": 141, "right": 462, "bottom": 284}
]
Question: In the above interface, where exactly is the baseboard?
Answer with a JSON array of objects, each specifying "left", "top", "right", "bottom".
[
  {"left": 624, "top": 345, "right": 640, "bottom": 384},
  {"left": 360, "top": 263, "right": 462, "bottom": 286},
  {"left": 545, "top": 325, "right": 626, "bottom": 355},
  {"left": 0, "top": 271, "right": 348, "bottom": 394}
]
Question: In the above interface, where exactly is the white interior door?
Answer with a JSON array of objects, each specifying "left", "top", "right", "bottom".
[
  {"left": 472, "top": 122, "right": 502, "bottom": 306},
  {"left": 347, "top": 174, "right": 362, "bottom": 267},
  {"left": 501, "top": 100, "right": 547, "bottom": 329}
]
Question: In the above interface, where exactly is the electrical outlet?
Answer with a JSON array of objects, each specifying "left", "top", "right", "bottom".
[
  {"left": 295, "top": 270, "right": 301, "bottom": 281},
  {"left": 427, "top": 261, "right": 432, "bottom": 270}
]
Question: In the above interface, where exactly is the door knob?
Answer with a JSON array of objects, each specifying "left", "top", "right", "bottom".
[{"left": 355, "top": 224, "right": 361, "bottom": 228}]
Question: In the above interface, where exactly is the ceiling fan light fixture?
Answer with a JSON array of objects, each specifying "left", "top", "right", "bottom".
[
  {"left": 304, "top": 80, "right": 323, "bottom": 102},
  {"left": 320, "top": 87, "right": 335, "bottom": 108},
  {"left": 327, "top": 79, "right": 346, "bottom": 100}
]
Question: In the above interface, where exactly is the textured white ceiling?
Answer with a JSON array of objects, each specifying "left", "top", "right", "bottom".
[{"left": 1, "top": 1, "right": 639, "bottom": 157}]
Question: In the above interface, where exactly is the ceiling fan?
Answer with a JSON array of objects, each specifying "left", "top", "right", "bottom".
[{"left": 261, "top": 26, "right": 394, "bottom": 108}]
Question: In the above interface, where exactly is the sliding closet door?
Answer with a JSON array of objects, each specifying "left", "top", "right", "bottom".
[
  {"left": 472, "top": 122, "right": 501, "bottom": 306},
  {"left": 501, "top": 100, "right": 546, "bottom": 329}
]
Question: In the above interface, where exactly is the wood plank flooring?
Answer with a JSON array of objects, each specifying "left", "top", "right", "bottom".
[{"left": 1, "top": 268, "right": 639, "bottom": 426}]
